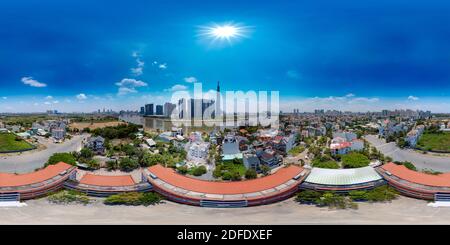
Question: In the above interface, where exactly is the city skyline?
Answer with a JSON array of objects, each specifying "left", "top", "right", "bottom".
[{"left": 1, "top": 0, "right": 450, "bottom": 113}]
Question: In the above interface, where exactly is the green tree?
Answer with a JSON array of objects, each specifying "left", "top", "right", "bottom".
[
  {"left": 192, "top": 166, "right": 207, "bottom": 176},
  {"left": 119, "top": 157, "right": 139, "bottom": 171},
  {"left": 341, "top": 152, "right": 370, "bottom": 168},
  {"left": 260, "top": 165, "right": 271, "bottom": 176},
  {"left": 80, "top": 147, "right": 94, "bottom": 159},
  {"left": 106, "top": 160, "right": 119, "bottom": 170},
  {"left": 295, "top": 190, "right": 322, "bottom": 204}
]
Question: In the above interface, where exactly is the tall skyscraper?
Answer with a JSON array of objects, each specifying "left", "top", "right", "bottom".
[
  {"left": 156, "top": 105, "right": 163, "bottom": 115},
  {"left": 164, "top": 102, "right": 176, "bottom": 118},
  {"left": 215, "top": 80, "right": 221, "bottom": 119},
  {"left": 145, "top": 104, "right": 154, "bottom": 116}
]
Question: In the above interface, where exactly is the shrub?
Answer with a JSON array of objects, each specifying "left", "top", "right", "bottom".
[
  {"left": 349, "top": 190, "right": 368, "bottom": 201},
  {"left": 48, "top": 190, "right": 90, "bottom": 205},
  {"left": 222, "top": 171, "right": 232, "bottom": 180},
  {"left": 316, "top": 192, "right": 357, "bottom": 209},
  {"left": 177, "top": 166, "right": 188, "bottom": 174},
  {"left": 295, "top": 190, "right": 322, "bottom": 204},
  {"left": 365, "top": 186, "right": 398, "bottom": 202},
  {"left": 260, "top": 165, "right": 271, "bottom": 176},
  {"left": 106, "top": 160, "right": 119, "bottom": 170},
  {"left": 394, "top": 161, "right": 417, "bottom": 171},
  {"left": 192, "top": 166, "right": 207, "bottom": 176},
  {"left": 104, "top": 192, "right": 162, "bottom": 206},
  {"left": 46, "top": 152, "right": 77, "bottom": 166},
  {"left": 245, "top": 168, "right": 257, "bottom": 179}
]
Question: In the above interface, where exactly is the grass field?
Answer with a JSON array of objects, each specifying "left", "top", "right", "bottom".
[
  {"left": 417, "top": 132, "right": 450, "bottom": 152},
  {"left": 0, "top": 133, "right": 34, "bottom": 152}
]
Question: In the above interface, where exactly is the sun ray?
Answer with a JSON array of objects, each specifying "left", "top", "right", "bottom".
[{"left": 197, "top": 22, "right": 251, "bottom": 46}]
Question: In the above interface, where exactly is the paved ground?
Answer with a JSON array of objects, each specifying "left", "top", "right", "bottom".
[
  {"left": 1, "top": 196, "right": 450, "bottom": 224},
  {"left": 365, "top": 135, "right": 450, "bottom": 172},
  {"left": 0, "top": 134, "right": 87, "bottom": 173}
]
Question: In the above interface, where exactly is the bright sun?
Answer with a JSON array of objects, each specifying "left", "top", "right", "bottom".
[
  {"left": 198, "top": 22, "right": 250, "bottom": 45},
  {"left": 211, "top": 25, "right": 238, "bottom": 39}
]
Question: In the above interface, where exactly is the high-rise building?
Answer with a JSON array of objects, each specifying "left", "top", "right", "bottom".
[
  {"left": 140, "top": 107, "right": 145, "bottom": 115},
  {"left": 164, "top": 102, "right": 176, "bottom": 117},
  {"left": 156, "top": 105, "right": 163, "bottom": 115},
  {"left": 215, "top": 81, "right": 221, "bottom": 118},
  {"left": 145, "top": 104, "right": 154, "bottom": 116}
]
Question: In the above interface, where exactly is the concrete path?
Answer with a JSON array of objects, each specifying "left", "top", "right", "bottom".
[
  {"left": 364, "top": 135, "right": 450, "bottom": 172},
  {"left": 2, "top": 196, "right": 450, "bottom": 224},
  {"left": 0, "top": 134, "right": 88, "bottom": 174}
]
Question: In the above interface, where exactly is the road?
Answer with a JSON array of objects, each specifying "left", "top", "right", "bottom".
[
  {"left": 2, "top": 196, "right": 450, "bottom": 224},
  {"left": 0, "top": 134, "right": 87, "bottom": 174},
  {"left": 364, "top": 135, "right": 450, "bottom": 172}
]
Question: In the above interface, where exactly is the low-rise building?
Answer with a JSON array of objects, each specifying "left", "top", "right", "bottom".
[{"left": 86, "top": 136, "right": 106, "bottom": 155}]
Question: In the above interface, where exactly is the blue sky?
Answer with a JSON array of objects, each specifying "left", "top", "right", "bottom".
[{"left": 1, "top": 0, "right": 450, "bottom": 112}]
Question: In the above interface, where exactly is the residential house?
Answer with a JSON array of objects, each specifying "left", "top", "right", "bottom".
[{"left": 86, "top": 136, "right": 106, "bottom": 155}]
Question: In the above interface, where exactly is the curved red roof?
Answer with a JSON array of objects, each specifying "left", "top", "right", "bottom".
[
  {"left": 80, "top": 174, "right": 136, "bottom": 187},
  {"left": 381, "top": 162, "right": 450, "bottom": 187},
  {"left": 148, "top": 164, "right": 304, "bottom": 195},
  {"left": 0, "top": 162, "right": 73, "bottom": 187}
]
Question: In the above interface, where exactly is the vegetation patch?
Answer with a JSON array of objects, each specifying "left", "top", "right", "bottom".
[
  {"left": 213, "top": 158, "right": 246, "bottom": 180},
  {"left": 48, "top": 190, "right": 91, "bottom": 205},
  {"left": 341, "top": 152, "right": 370, "bottom": 168},
  {"left": 288, "top": 146, "right": 305, "bottom": 156},
  {"left": 46, "top": 152, "right": 77, "bottom": 166},
  {"left": 0, "top": 133, "right": 34, "bottom": 152},
  {"left": 104, "top": 192, "right": 163, "bottom": 206},
  {"left": 296, "top": 186, "right": 398, "bottom": 209},
  {"left": 417, "top": 132, "right": 450, "bottom": 152},
  {"left": 311, "top": 155, "right": 339, "bottom": 169},
  {"left": 349, "top": 186, "right": 398, "bottom": 202},
  {"left": 393, "top": 161, "right": 417, "bottom": 171}
]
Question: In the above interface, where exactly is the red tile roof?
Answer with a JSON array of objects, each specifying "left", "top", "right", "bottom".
[
  {"left": 148, "top": 164, "right": 303, "bottom": 195},
  {"left": 381, "top": 162, "right": 450, "bottom": 187},
  {"left": 0, "top": 162, "right": 73, "bottom": 187},
  {"left": 79, "top": 173, "right": 136, "bottom": 187}
]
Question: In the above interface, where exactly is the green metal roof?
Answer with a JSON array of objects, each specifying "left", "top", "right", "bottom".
[{"left": 305, "top": 166, "right": 382, "bottom": 186}]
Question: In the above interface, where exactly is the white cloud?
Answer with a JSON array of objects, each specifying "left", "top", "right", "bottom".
[
  {"left": 115, "top": 78, "right": 147, "bottom": 88},
  {"left": 408, "top": 95, "right": 419, "bottom": 101},
  {"left": 158, "top": 63, "right": 167, "bottom": 69},
  {"left": 76, "top": 93, "right": 87, "bottom": 100},
  {"left": 44, "top": 101, "right": 51, "bottom": 105},
  {"left": 165, "top": 84, "right": 188, "bottom": 92},
  {"left": 33, "top": 103, "right": 39, "bottom": 106},
  {"left": 131, "top": 67, "right": 143, "bottom": 76},
  {"left": 348, "top": 97, "right": 379, "bottom": 104},
  {"left": 2, "top": 97, "right": 6, "bottom": 100},
  {"left": 52, "top": 100, "right": 59, "bottom": 104},
  {"left": 345, "top": 93, "right": 355, "bottom": 97},
  {"left": 184, "top": 76, "right": 198, "bottom": 83},
  {"left": 130, "top": 52, "right": 145, "bottom": 76},
  {"left": 21, "top": 77, "right": 47, "bottom": 87},
  {"left": 118, "top": 87, "right": 138, "bottom": 95},
  {"left": 45, "top": 95, "right": 53, "bottom": 100}
]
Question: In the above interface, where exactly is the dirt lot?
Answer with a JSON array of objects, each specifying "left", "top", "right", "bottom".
[
  {"left": 2, "top": 196, "right": 450, "bottom": 225},
  {"left": 69, "top": 121, "right": 126, "bottom": 130}
]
